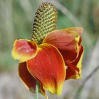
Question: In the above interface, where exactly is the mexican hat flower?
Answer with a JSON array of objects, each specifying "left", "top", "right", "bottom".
[{"left": 12, "top": 2, "right": 84, "bottom": 96}]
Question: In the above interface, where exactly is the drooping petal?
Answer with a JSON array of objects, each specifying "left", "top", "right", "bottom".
[
  {"left": 65, "top": 64, "right": 79, "bottom": 80},
  {"left": 18, "top": 62, "right": 45, "bottom": 95},
  {"left": 18, "top": 62, "right": 36, "bottom": 91},
  {"left": 43, "top": 27, "right": 83, "bottom": 51},
  {"left": 12, "top": 39, "right": 37, "bottom": 62},
  {"left": 27, "top": 43, "right": 66, "bottom": 95},
  {"left": 65, "top": 46, "right": 84, "bottom": 80},
  {"left": 43, "top": 27, "right": 84, "bottom": 80},
  {"left": 65, "top": 27, "right": 83, "bottom": 45},
  {"left": 60, "top": 50, "right": 77, "bottom": 62}
]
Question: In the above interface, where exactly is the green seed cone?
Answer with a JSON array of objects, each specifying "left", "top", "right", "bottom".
[{"left": 32, "top": 2, "right": 57, "bottom": 44}]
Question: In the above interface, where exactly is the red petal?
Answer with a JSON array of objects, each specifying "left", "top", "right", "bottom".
[
  {"left": 66, "top": 65, "right": 79, "bottom": 80},
  {"left": 60, "top": 50, "right": 77, "bottom": 62},
  {"left": 43, "top": 27, "right": 83, "bottom": 51},
  {"left": 65, "top": 27, "right": 83, "bottom": 45},
  {"left": 43, "top": 27, "right": 84, "bottom": 80},
  {"left": 65, "top": 46, "right": 84, "bottom": 79},
  {"left": 18, "top": 62, "right": 45, "bottom": 94},
  {"left": 18, "top": 62, "right": 36, "bottom": 90},
  {"left": 12, "top": 39, "right": 37, "bottom": 62},
  {"left": 27, "top": 43, "right": 66, "bottom": 95}
]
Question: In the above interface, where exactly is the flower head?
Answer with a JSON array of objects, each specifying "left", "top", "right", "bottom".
[{"left": 12, "top": 2, "right": 84, "bottom": 96}]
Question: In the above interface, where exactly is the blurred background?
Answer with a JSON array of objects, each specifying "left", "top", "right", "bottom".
[{"left": 0, "top": 0, "right": 99, "bottom": 99}]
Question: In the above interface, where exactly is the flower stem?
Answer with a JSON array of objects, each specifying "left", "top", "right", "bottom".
[{"left": 35, "top": 81, "right": 39, "bottom": 99}]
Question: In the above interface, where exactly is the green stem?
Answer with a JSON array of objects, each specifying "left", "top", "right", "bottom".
[{"left": 35, "top": 81, "right": 39, "bottom": 99}]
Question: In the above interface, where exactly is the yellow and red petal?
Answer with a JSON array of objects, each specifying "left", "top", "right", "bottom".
[
  {"left": 43, "top": 27, "right": 83, "bottom": 51},
  {"left": 12, "top": 39, "right": 37, "bottom": 62},
  {"left": 65, "top": 27, "right": 83, "bottom": 36},
  {"left": 65, "top": 27, "right": 83, "bottom": 46},
  {"left": 43, "top": 27, "right": 84, "bottom": 80},
  {"left": 65, "top": 64, "right": 79, "bottom": 80},
  {"left": 65, "top": 46, "right": 84, "bottom": 80},
  {"left": 18, "top": 62, "right": 45, "bottom": 95},
  {"left": 27, "top": 43, "right": 66, "bottom": 95}
]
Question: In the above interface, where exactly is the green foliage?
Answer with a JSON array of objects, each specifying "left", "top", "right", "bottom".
[{"left": 57, "top": 11, "right": 75, "bottom": 28}]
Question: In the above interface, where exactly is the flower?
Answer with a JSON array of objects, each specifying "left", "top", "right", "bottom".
[{"left": 12, "top": 2, "right": 84, "bottom": 96}]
